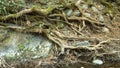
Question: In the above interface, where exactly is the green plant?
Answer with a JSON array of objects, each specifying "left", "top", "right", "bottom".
[{"left": 0, "top": 0, "right": 25, "bottom": 15}]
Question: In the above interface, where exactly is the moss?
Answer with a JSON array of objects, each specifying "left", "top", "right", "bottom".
[
  {"left": 0, "top": 0, "right": 25, "bottom": 16},
  {"left": 45, "top": 6, "right": 55, "bottom": 15}
]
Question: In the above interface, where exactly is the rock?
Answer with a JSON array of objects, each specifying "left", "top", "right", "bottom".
[
  {"left": 91, "top": 6, "right": 99, "bottom": 13},
  {"left": 102, "top": 27, "right": 109, "bottom": 33},
  {"left": 75, "top": 41, "right": 90, "bottom": 46},
  {"left": 99, "top": 15, "right": 104, "bottom": 22},
  {"left": 76, "top": 0, "right": 82, "bottom": 5},
  {"left": 65, "top": 9, "right": 73, "bottom": 17},
  {"left": 81, "top": 67, "right": 84, "bottom": 68},
  {"left": 97, "top": 5, "right": 105, "bottom": 10},
  {"left": 82, "top": 4, "right": 88, "bottom": 10},
  {"left": 74, "top": 10, "right": 81, "bottom": 17},
  {"left": 0, "top": 31, "right": 53, "bottom": 60},
  {"left": 84, "top": 13, "right": 91, "bottom": 17},
  {"left": 92, "top": 59, "right": 104, "bottom": 65}
]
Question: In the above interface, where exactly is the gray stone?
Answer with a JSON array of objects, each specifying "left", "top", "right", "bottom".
[
  {"left": 76, "top": 0, "right": 82, "bottom": 5},
  {"left": 93, "top": 59, "right": 104, "bottom": 65},
  {"left": 75, "top": 41, "right": 90, "bottom": 46},
  {"left": 91, "top": 6, "right": 99, "bottom": 13},
  {"left": 74, "top": 10, "right": 81, "bottom": 17},
  {"left": 99, "top": 15, "right": 104, "bottom": 22},
  {"left": 82, "top": 4, "right": 88, "bottom": 10},
  {"left": 84, "top": 13, "right": 91, "bottom": 17},
  {"left": 102, "top": 27, "right": 109, "bottom": 33},
  {"left": 0, "top": 31, "right": 53, "bottom": 60},
  {"left": 65, "top": 9, "right": 73, "bottom": 17}
]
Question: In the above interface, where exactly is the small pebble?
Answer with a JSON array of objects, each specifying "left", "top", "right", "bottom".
[
  {"left": 81, "top": 67, "right": 84, "bottom": 68},
  {"left": 91, "top": 6, "right": 99, "bottom": 13},
  {"left": 76, "top": 41, "right": 90, "bottom": 46},
  {"left": 99, "top": 15, "right": 104, "bottom": 22},
  {"left": 93, "top": 59, "right": 103, "bottom": 65},
  {"left": 102, "top": 27, "right": 109, "bottom": 33},
  {"left": 84, "top": 13, "right": 91, "bottom": 17},
  {"left": 65, "top": 9, "right": 73, "bottom": 17},
  {"left": 74, "top": 10, "right": 81, "bottom": 17},
  {"left": 82, "top": 4, "right": 88, "bottom": 10},
  {"left": 76, "top": 0, "right": 82, "bottom": 5}
]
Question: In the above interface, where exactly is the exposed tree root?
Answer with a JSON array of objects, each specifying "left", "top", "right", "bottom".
[
  {"left": 0, "top": 0, "right": 120, "bottom": 63},
  {"left": 0, "top": 6, "right": 55, "bottom": 21},
  {"left": 0, "top": 57, "right": 12, "bottom": 68}
]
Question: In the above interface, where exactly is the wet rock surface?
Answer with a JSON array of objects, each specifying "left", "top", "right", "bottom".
[{"left": 0, "top": 29, "right": 53, "bottom": 61}]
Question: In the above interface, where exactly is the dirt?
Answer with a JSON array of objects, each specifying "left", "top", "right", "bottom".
[{"left": 0, "top": 0, "right": 120, "bottom": 68}]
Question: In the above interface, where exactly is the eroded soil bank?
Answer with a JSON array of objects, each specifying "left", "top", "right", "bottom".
[{"left": 0, "top": 0, "right": 120, "bottom": 68}]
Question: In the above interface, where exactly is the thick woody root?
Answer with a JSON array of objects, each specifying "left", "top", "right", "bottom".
[
  {"left": 0, "top": 6, "right": 55, "bottom": 21},
  {"left": 0, "top": 0, "right": 118, "bottom": 56},
  {"left": 42, "top": 28, "right": 120, "bottom": 55}
]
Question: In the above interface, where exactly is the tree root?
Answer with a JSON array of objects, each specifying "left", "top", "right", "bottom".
[
  {"left": 0, "top": 57, "right": 12, "bottom": 68},
  {"left": 0, "top": 6, "right": 55, "bottom": 21},
  {"left": 0, "top": 0, "right": 119, "bottom": 58}
]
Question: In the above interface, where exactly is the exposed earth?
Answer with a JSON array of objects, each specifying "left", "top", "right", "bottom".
[{"left": 0, "top": 0, "right": 120, "bottom": 68}]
